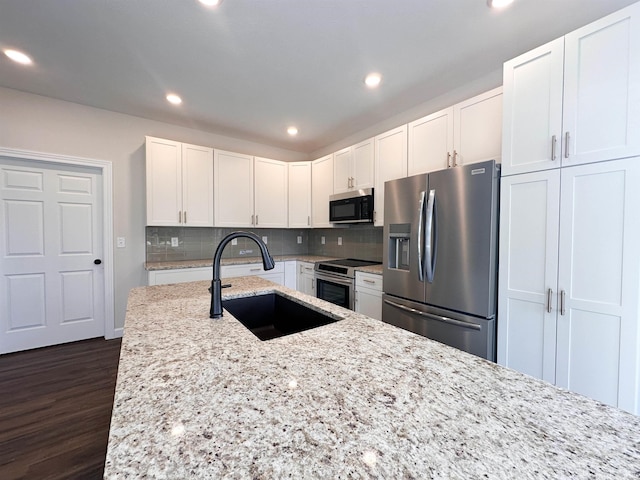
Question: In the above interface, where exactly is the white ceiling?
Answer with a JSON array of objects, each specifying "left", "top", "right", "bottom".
[{"left": 0, "top": 0, "right": 636, "bottom": 154}]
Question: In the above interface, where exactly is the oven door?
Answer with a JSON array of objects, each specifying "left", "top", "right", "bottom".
[{"left": 315, "top": 272, "right": 354, "bottom": 310}]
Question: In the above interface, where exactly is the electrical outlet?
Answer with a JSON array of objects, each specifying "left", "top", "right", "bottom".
[
  {"left": 116, "top": 237, "right": 126, "bottom": 248},
  {"left": 231, "top": 238, "right": 238, "bottom": 245},
  {"left": 321, "top": 236, "right": 325, "bottom": 245},
  {"left": 262, "top": 236, "right": 268, "bottom": 244},
  {"left": 297, "top": 236, "right": 302, "bottom": 244},
  {"left": 171, "top": 237, "right": 179, "bottom": 247},
  {"left": 338, "top": 237, "right": 342, "bottom": 246}
]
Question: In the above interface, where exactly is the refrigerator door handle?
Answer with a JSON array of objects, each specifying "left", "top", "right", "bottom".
[
  {"left": 425, "top": 189, "right": 437, "bottom": 283},
  {"left": 417, "top": 190, "right": 426, "bottom": 282},
  {"left": 383, "top": 299, "right": 482, "bottom": 331}
]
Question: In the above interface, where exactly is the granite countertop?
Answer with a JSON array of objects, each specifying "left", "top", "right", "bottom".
[
  {"left": 105, "top": 278, "right": 640, "bottom": 479},
  {"left": 144, "top": 255, "right": 341, "bottom": 271},
  {"left": 145, "top": 255, "right": 383, "bottom": 275}
]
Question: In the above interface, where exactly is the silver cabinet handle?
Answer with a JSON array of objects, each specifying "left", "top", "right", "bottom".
[
  {"left": 383, "top": 299, "right": 482, "bottom": 331},
  {"left": 184, "top": 211, "right": 187, "bottom": 224},
  {"left": 312, "top": 279, "right": 315, "bottom": 291},
  {"left": 447, "top": 152, "right": 451, "bottom": 168},
  {"left": 255, "top": 214, "right": 259, "bottom": 225},
  {"left": 564, "top": 132, "right": 570, "bottom": 158},
  {"left": 250, "top": 268, "right": 261, "bottom": 272},
  {"left": 178, "top": 211, "right": 182, "bottom": 223},
  {"left": 560, "top": 290, "right": 566, "bottom": 315},
  {"left": 251, "top": 214, "right": 255, "bottom": 225},
  {"left": 363, "top": 279, "right": 376, "bottom": 284},
  {"left": 452, "top": 150, "right": 458, "bottom": 167},
  {"left": 307, "top": 215, "right": 310, "bottom": 226},
  {"left": 547, "top": 288, "right": 553, "bottom": 313},
  {"left": 417, "top": 190, "right": 426, "bottom": 283},
  {"left": 551, "top": 135, "right": 557, "bottom": 161}
]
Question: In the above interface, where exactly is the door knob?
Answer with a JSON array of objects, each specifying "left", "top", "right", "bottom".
[{"left": 94, "top": 259, "right": 102, "bottom": 265}]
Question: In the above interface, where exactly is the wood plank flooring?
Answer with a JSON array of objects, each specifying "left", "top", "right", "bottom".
[{"left": 0, "top": 338, "right": 122, "bottom": 480}]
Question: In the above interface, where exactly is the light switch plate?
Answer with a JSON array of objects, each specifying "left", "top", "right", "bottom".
[
  {"left": 321, "top": 236, "right": 325, "bottom": 245},
  {"left": 297, "top": 236, "right": 302, "bottom": 244},
  {"left": 338, "top": 237, "right": 342, "bottom": 246},
  {"left": 262, "top": 236, "right": 268, "bottom": 244},
  {"left": 171, "top": 237, "right": 179, "bottom": 247},
  {"left": 116, "top": 237, "right": 126, "bottom": 248},
  {"left": 231, "top": 238, "right": 238, "bottom": 245}
]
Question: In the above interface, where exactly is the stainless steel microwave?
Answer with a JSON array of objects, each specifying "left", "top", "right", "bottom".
[{"left": 329, "top": 188, "right": 374, "bottom": 223}]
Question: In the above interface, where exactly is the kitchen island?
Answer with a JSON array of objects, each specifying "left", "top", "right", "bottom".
[{"left": 105, "top": 278, "right": 640, "bottom": 479}]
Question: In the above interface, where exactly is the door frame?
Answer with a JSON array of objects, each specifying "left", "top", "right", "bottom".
[{"left": 0, "top": 146, "right": 116, "bottom": 339}]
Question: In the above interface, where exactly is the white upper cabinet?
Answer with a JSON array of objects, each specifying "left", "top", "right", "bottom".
[
  {"left": 254, "top": 156, "right": 288, "bottom": 228},
  {"left": 214, "top": 151, "right": 288, "bottom": 228},
  {"left": 214, "top": 150, "right": 254, "bottom": 227},
  {"left": 311, "top": 154, "right": 334, "bottom": 228},
  {"left": 408, "top": 107, "right": 454, "bottom": 175},
  {"left": 452, "top": 87, "right": 503, "bottom": 167},
  {"left": 334, "top": 138, "right": 375, "bottom": 194},
  {"left": 288, "top": 161, "right": 312, "bottom": 228},
  {"left": 374, "top": 125, "right": 408, "bottom": 227},
  {"left": 408, "top": 88, "right": 502, "bottom": 176},
  {"left": 146, "top": 136, "right": 213, "bottom": 227},
  {"left": 502, "top": 2, "right": 640, "bottom": 176}
]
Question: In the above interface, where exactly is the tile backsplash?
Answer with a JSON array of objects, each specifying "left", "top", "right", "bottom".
[{"left": 146, "top": 225, "right": 383, "bottom": 263}]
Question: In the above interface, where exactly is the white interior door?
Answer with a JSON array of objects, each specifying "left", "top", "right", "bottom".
[{"left": 0, "top": 158, "right": 104, "bottom": 354}]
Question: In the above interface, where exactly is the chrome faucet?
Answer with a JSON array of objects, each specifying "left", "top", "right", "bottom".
[{"left": 210, "top": 231, "right": 275, "bottom": 318}]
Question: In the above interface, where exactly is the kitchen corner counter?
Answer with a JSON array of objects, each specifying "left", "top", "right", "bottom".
[
  {"left": 144, "top": 255, "right": 341, "bottom": 271},
  {"left": 105, "top": 278, "right": 640, "bottom": 479}
]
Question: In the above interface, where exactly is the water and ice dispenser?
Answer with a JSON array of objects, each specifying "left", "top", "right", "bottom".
[{"left": 388, "top": 223, "right": 411, "bottom": 271}]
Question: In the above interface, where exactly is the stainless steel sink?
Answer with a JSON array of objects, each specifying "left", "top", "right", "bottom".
[{"left": 222, "top": 293, "right": 342, "bottom": 341}]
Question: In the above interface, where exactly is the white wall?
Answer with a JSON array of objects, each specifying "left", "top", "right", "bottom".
[{"left": 0, "top": 86, "right": 307, "bottom": 330}]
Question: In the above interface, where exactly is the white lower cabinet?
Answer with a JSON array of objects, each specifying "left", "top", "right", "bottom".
[
  {"left": 498, "top": 158, "right": 640, "bottom": 414},
  {"left": 297, "top": 261, "right": 316, "bottom": 296},
  {"left": 355, "top": 271, "right": 382, "bottom": 320},
  {"left": 148, "top": 267, "right": 212, "bottom": 286}
]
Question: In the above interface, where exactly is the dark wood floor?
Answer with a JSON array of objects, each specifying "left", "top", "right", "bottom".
[{"left": 0, "top": 338, "right": 122, "bottom": 480}]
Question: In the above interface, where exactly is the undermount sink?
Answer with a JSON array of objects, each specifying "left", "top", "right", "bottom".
[{"left": 222, "top": 293, "right": 342, "bottom": 341}]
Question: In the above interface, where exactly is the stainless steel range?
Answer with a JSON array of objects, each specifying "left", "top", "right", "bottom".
[{"left": 314, "top": 258, "right": 381, "bottom": 310}]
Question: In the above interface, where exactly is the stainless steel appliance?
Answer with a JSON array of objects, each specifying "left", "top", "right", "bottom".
[
  {"left": 329, "top": 188, "right": 374, "bottom": 224},
  {"left": 382, "top": 160, "right": 500, "bottom": 360},
  {"left": 315, "top": 258, "right": 381, "bottom": 310}
]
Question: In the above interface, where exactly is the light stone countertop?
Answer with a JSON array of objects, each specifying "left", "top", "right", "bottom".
[
  {"left": 105, "top": 278, "right": 640, "bottom": 479},
  {"left": 144, "top": 255, "right": 342, "bottom": 271}
]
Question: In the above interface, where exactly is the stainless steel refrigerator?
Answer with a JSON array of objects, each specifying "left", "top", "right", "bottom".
[{"left": 382, "top": 160, "right": 500, "bottom": 360}]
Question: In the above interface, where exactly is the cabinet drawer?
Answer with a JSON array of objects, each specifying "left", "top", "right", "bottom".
[
  {"left": 356, "top": 272, "right": 383, "bottom": 291},
  {"left": 221, "top": 262, "right": 285, "bottom": 278}
]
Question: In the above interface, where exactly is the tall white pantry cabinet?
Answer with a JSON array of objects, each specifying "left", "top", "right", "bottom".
[{"left": 497, "top": 2, "right": 640, "bottom": 414}]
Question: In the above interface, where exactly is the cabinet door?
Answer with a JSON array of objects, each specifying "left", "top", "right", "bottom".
[
  {"left": 333, "top": 147, "right": 352, "bottom": 194},
  {"left": 497, "top": 170, "right": 560, "bottom": 383},
  {"left": 562, "top": 3, "right": 640, "bottom": 167},
  {"left": 355, "top": 288, "right": 382, "bottom": 320},
  {"left": 374, "top": 125, "right": 408, "bottom": 226},
  {"left": 182, "top": 143, "right": 213, "bottom": 227},
  {"left": 502, "top": 38, "right": 565, "bottom": 176},
  {"left": 311, "top": 154, "right": 334, "bottom": 228},
  {"left": 297, "top": 261, "right": 316, "bottom": 296},
  {"left": 214, "top": 150, "right": 254, "bottom": 227},
  {"left": 453, "top": 87, "right": 503, "bottom": 167},
  {"left": 352, "top": 138, "right": 374, "bottom": 190},
  {"left": 556, "top": 159, "right": 640, "bottom": 413},
  {"left": 288, "top": 162, "right": 311, "bottom": 228},
  {"left": 408, "top": 107, "right": 454, "bottom": 176},
  {"left": 254, "top": 157, "right": 288, "bottom": 228},
  {"left": 146, "top": 136, "right": 182, "bottom": 226}
]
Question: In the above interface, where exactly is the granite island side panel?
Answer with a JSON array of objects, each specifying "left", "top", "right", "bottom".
[{"left": 105, "top": 278, "right": 640, "bottom": 479}]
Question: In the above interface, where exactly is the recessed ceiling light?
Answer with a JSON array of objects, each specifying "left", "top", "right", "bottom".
[
  {"left": 166, "top": 94, "right": 182, "bottom": 105},
  {"left": 4, "top": 49, "right": 33, "bottom": 65},
  {"left": 487, "top": 0, "right": 514, "bottom": 8},
  {"left": 287, "top": 126, "right": 298, "bottom": 136},
  {"left": 199, "top": 0, "right": 223, "bottom": 6},
  {"left": 364, "top": 73, "right": 382, "bottom": 88}
]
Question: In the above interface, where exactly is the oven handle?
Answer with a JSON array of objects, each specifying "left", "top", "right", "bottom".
[
  {"left": 383, "top": 299, "right": 482, "bottom": 331},
  {"left": 315, "top": 272, "right": 354, "bottom": 287}
]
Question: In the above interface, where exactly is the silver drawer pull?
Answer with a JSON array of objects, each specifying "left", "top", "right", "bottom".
[
  {"left": 383, "top": 299, "right": 481, "bottom": 331},
  {"left": 363, "top": 279, "right": 376, "bottom": 284}
]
